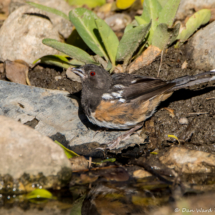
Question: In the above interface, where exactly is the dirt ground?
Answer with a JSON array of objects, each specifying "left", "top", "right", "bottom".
[{"left": 1, "top": 45, "right": 215, "bottom": 153}]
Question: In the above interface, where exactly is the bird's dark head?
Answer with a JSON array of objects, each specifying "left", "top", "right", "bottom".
[{"left": 71, "top": 64, "right": 112, "bottom": 91}]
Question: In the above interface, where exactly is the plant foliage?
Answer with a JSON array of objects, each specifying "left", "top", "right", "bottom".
[{"left": 28, "top": 1, "right": 211, "bottom": 73}]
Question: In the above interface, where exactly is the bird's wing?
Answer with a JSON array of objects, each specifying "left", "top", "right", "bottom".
[{"left": 102, "top": 74, "right": 175, "bottom": 103}]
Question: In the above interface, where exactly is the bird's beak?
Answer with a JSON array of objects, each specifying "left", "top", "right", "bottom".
[{"left": 71, "top": 67, "right": 85, "bottom": 78}]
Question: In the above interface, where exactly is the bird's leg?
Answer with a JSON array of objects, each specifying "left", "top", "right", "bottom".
[{"left": 105, "top": 123, "right": 143, "bottom": 150}]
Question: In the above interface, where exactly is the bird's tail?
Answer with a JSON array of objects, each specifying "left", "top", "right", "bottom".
[{"left": 169, "top": 69, "right": 215, "bottom": 91}]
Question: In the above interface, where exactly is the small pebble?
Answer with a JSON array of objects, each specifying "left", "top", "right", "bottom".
[
  {"left": 55, "top": 76, "right": 62, "bottom": 81},
  {"left": 179, "top": 117, "right": 188, "bottom": 125}
]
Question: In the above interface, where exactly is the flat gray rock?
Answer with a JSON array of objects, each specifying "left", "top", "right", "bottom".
[{"left": 0, "top": 81, "right": 146, "bottom": 150}]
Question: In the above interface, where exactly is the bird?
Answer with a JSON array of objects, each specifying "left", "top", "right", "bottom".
[{"left": 71, "top": 64, "right": 215, "bottom": 150}]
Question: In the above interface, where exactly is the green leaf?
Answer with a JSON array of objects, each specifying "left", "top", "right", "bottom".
[
  {"left": 157, "top": 0, "right": 180, "bottom": 27},
  {"left": 124, "top": 20, "right": 138, "bottom": 34},
  {"left": 141, "top": 0, "right": 162, "bottom": 28},
  {"left": 33, "top": 55, "right": 72, "bottom": 68},
  {"left": 67, "top": 0, "right": 105, "bottom": 8},
  {"left": 55, "top": 140, "right": 79, "bottom": 159},
  {"left": 69, "top": 59, "right": 85, "bottom": 66},
  {"left": 66, "top": 29, "right": 88, "bottom": 51},
  {"left": 26, "top": 2, "right": 69, "bottom": 20},
  {"left": 100, "top": 158, "right": 116, "bottom": 163},
  {"left": 135, "top": 16, "right": 149, "bottom": 25},
  {"left": 42, "top": 39, "right": 97, "bottom": 64},
  {"left": 177, "top": 9, "right": 211, "bottom": 43},
  {"left": 69, "top": 8, "right": 108, "bottom": 61},
  {"left": 141, "top": 0, "right": 162, "bottom": 43},
  {"left": 95, "top": 18, "right": 119, "bottom": 67},
  {"left": 157, "top": 0, "right": 167, "bottom": 7},
  {"left": 168, "top": 23, "right": 181, "bottom": 45},
  {"left": 116, "top": 22, "right": 151, "bottom": 62},
  {"left": 152, "top": 23, "right": 180, "bottom": 50},
  {"left": 26, "top": 189, "right": 53, "bottom": 199},
  {"left": 70, "top": 195, "right": 85, "bottom": 215},
  {"left": 106, "top": 60, "right": 113, "bottom": 71}
]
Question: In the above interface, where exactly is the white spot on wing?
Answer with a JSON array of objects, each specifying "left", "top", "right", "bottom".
[
  {"left": 131, "top": 80, "right": 137, "bottom": 84},
  {"left": 119, "top": 98, "right": 125, "bottom": 103},
  {"left": 102, "top": 93, "right": 113, "bottom": 100},
  {"left": 113, "top": 84, "right": 125, "bottom": 89},
  {"left": 112, "top": 92, "right": 122, "bottom": 98}
]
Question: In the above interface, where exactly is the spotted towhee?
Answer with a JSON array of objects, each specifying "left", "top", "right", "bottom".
[{"left": 72, "top": 64, "right": 215, "bottom": 149}]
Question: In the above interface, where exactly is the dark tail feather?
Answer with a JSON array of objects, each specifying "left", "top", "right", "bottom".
[{"left": 169, "top": 70, "right": 215, "bottom": 91}]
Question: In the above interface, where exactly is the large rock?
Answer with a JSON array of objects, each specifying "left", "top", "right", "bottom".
[
  {"left": 0, "top": 3, "right": 72, "bottom": 65},
  {"left": 185, "top": 21, "right": 215, "bottom": 70},
  {"left": 0, "top": 80, "right": 146, "bottom": 150},
  {"left": 159, "top": 147, "right": 215, "bottom": 174},
  {"left": 0, "top": 115, "right": 71, "bottom": 179},
  {"left": 176, "top": 0, "right": 215, "bottom": 20},
  {"left": 9, "top": 0, "right": 73, "bottom": 38}
]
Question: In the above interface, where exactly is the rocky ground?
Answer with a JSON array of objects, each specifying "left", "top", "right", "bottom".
[{"left": 0, "top": 0, "right": 215, "bottom": 214}]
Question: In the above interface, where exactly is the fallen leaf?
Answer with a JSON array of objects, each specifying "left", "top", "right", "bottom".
[
  {"left": 163, "top": 107, "right": 175, "bottom": 118},
  {"left": 0, "top": 63, "right": 4, "bottom": 73},
  {"left": 113, "top": 64, "right": 123, "bottom": 73},
  {"left": 128, "top": 45, "right": 161, "bottom": 73},
  {"left": 167, "top": 135, "right": 180, "bottom": 144},
  {"left": 5, "top": 60, "right": 30, "bottom": 85},
  {"left": 26, "top": 189, "right": 53, "bottom": 199}
]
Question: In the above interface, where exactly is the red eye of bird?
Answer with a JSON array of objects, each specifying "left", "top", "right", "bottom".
[{"left": 90, "top": 71, "right": 96, "bottom": 76}]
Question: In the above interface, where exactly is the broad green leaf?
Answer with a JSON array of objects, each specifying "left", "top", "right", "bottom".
[
  {"left": 141, "top": 0, "right": 162, "bottom": 27},
  {"left": 177, "top": 9, "right": 211, "bottom": 43},
  {"left": 42, "top": 39, "right": 97, "bottom": 64},
  {"left": 157, "top": 0, "right": 180, "bottom": 27},
  {"left": 95, "top": 18, "right": 119, "bottom": 67},
  {"left": 33, "top": 55, "right": 71, "bottom": 68},
  {"left": 157, "top": 0, "right": 167, "bottom": 7},
  {"left": 141, "top": 0, "right": 162, "bottom": 43},
  {"left": 69, "top": 8, "right": 108, "bottom": 61},
  {"left": 152, "top": 23, "right": 180, "bottom": 50},
  {"left": 116, "top": 0, "right": 136, "bottom": 9},
  {"left": 67, "top": 0, "right": 105, "bottom": 8},
  {"left": 69, "top": 59, "right": 85, "bottom": 66},
  {"left": 55, "top": 140, "right": 79, "bottom": 159},
  {"left": 135, "top": 16, "right": 149, "bottom": 25},
  {"left": 26, "top": 189, "right": 53, "bottom": 199},
  {"left": 116, "top": 22, "right": 151, "bottom": 62},
  {"left": 26, "top": 2, "right": 69, "bottom": 20},
  {"left": 124, "top": 20, "right": 138, "bottom": 34},
  {"left": 66, "top": 29, "right": 88, "bottom": 51}
]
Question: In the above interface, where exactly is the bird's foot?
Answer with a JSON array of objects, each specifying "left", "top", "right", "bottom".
[{"left": 97, "top": 123, "right": 143, "bottom": 151}]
